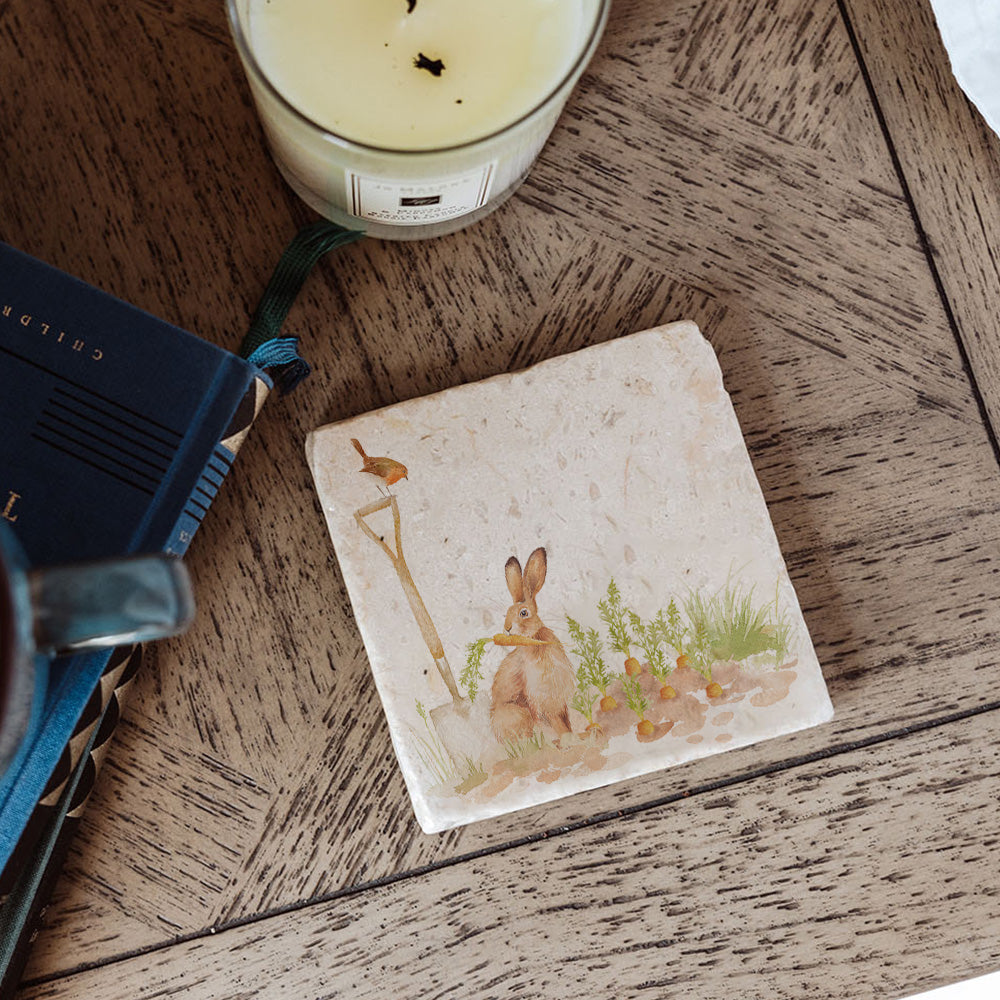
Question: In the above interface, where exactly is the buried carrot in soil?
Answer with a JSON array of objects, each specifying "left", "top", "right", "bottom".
[
  {"left": 621, "top": 673, "right": 651, "bottom": 737},
  {"left": 567, "top": 617, "right": 615, "bottom": 718}
]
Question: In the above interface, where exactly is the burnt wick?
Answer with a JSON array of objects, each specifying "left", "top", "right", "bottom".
[
  {"left": 406, "top": 0, "right": 416, "bottom": 11},
  {"left": 414, "top": 53, "right": 445, "bottom": 76}
]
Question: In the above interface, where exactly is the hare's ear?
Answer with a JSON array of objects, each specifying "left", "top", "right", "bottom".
[
  {"left": 523, "top": 547, "right": 547, "bottom": 602},
  {"left": 505, "top": 556, "right": 524, "bottom": 603}
]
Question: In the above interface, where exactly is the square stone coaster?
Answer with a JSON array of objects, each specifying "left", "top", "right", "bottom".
[{"left": 306, "top": 322, "right": 833, "bottom": 833}]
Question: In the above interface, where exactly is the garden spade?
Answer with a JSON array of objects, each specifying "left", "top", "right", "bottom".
[{"left": 354, "top": 496, "right": 493, "bottom": 765}]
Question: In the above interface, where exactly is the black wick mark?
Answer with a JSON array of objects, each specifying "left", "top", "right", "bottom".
[
  {"left": 406, "top": 0, "right": 416, "bottom": 11},
  {"left": 414, "top": 53, "right": 445, "bottom": 76}
]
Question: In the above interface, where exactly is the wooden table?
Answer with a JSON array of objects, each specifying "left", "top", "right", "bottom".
[{"left": 4, "top": 0, "right": 1000, "bottom": 996}]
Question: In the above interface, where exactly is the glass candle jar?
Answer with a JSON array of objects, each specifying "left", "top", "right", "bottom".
[{"left": 227, "top": 0, "right": 610, "bottom": 239}]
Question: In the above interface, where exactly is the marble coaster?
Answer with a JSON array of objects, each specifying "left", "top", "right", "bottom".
[{"left": 306, "top": 322, "right": 833, "bottom": 833}]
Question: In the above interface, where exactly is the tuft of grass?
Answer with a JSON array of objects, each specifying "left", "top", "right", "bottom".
[
  {"left": 714, "top": 586, "right": 776, "bottom": 661},
  {"left": 413, "top": 700, "right": 489, "bottom": 793},
  {"left": 412, "top": 700, "right": 459, "bottom": 785},
  {"left": 454, "top": 756, "right": 488, "bottom": 794},
  {"left": 683, "top": 583, "right": 793, "bottom": 672},
  {"left": 767, "top": 581, "right": 793, "bottom": 666},
  {"left": 502, "top": 731, "right": 547, "bottom": 759}
]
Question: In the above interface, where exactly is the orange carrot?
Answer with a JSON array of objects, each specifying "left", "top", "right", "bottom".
[{"left": 492, "top": 633, "right": 554, "bottom": 647}]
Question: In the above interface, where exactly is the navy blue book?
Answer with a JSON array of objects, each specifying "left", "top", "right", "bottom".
[{"left": 0, "top": 241, "right": 270, "bottom": 896}]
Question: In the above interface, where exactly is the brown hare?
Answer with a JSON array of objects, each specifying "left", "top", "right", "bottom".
[{"left": 490, "top": 547, "right": 576, "bottom": 743}]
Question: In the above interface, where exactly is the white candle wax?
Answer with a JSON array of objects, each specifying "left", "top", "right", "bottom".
[
  {"left": 229, "top": 0, "right": 609, "bottom": 238},
  {"left": 251, "top": 0, "right": 585, "bottom": 150}
]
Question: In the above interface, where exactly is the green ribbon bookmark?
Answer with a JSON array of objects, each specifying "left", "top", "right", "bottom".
[{"left": 239, "top": 219, "right": 365, "bottom": 393}]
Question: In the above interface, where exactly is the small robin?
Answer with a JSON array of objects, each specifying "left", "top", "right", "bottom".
[{"left": 351, "top": 438, "right": 408, "bottom": 494}]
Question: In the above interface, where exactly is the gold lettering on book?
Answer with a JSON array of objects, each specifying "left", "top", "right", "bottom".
[
  {"left": 2, "top": 492, "right": 20, "bottom": 523},
  {"left": 1, "top": 300, "right": 103, "bottom": 361}
]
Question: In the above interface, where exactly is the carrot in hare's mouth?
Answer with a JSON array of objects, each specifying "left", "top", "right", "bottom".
[{"left": 492, "top": 633, "right": 556, "bottom": 647}]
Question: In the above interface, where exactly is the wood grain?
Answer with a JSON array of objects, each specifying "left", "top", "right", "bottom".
[
  {"left": 609, "top": 0, "right": 895, "bottom": 183},
  {"left": 35, "top": 717, "right": 271, "bottom": 943},
  {"left": 2, "top": 0, "right": 1000, "bottom": 993},
  {"left": 841, "top": 0, "right": 1000, "bottom": 439},
  {"left": 20, "top": 708, "right": 1000, "bottom": 999},
  {"left": 522, "top": 82, "right": 975, "bottom": 421}
]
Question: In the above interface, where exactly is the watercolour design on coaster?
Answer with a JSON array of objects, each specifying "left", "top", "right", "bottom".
[{"left": 306, "top": 322, "right": 834, "bottom": 833}]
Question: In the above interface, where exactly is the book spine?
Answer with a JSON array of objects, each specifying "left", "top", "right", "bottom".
[
  {"left": 162, "top": 374, "right": 270, "bottom": 556},
  {"left": 162, "top": 443, "right": 235, "bottom": 556},
  {"left": 131, "top": 360, "right": 271, "bottom": 555}
]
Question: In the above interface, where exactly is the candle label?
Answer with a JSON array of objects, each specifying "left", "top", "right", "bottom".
[{"left": 346, "top": 163, "right": 496, "bottom": 225}]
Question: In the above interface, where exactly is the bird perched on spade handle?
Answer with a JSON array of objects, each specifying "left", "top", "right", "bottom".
[{"left": 351, "top": 438, "right": 408, "bottom": 494}]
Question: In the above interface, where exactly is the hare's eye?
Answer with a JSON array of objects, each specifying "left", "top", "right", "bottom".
[{"left": 519, "top": 608, "right": 529, "bottom": 618}]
